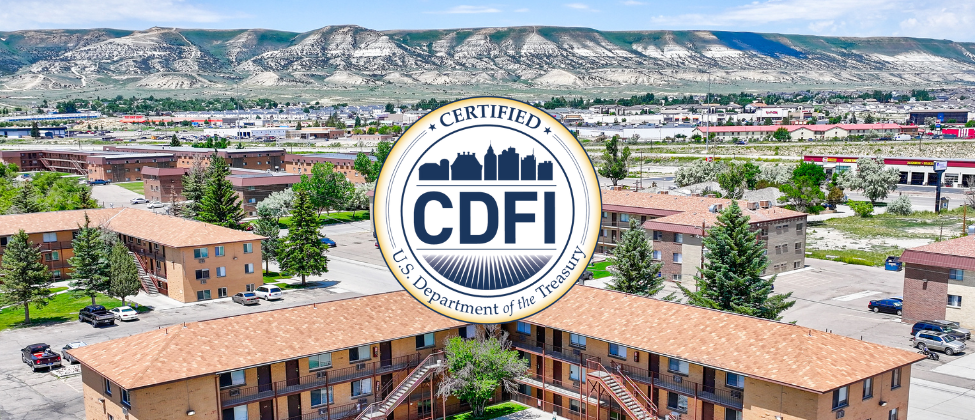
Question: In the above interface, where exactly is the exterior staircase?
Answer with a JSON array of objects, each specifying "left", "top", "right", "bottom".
[
  {"left": 355, "top": 352, "right": 445, "bottom": 420},
  {"left": 129, "top": 251, "right": 159, "bottom": 296},
  {"left": 586, "top": 360, "right": 657, "bottom": 420}
]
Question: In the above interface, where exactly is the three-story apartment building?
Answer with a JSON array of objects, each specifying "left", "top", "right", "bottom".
[{"left": 71, "top": 288, "right": 921, "bottom": 420}]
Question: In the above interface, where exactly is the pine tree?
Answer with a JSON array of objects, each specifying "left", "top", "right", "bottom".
[
  {"left": 296, "top": 121, "right": 303, "bottom": 130},
  {"left": 30, "top": 122, "right": 40, "bottom": 138},
  {"left": 279, "top": 187, "right": 328, "bottom": 285},
  {"left": 679, "top": 201, "right": 795, "bottom": 320},
  {"left": 170, "top": 134, "right": 181, "bottom": 147},
  {"left": 0, "top": 230, "right": 52, "bottom": 324},
  {"left": 606, "top": 219, "right": 664, "bottom": 297},
  {"left": 180, "top": 156, "right": 207, "bottom": 218},
  {"left": 10, "top": 182, "right": 42, "bottom": 213},
  {"left": 254, "top": 207, "right": 281, "bottom": 274},
  {"left": 197, "top": 156, "right": 244, "bottom": 229},
  {"left": 67, "top": 213, "right": 110, "bottom": 305},
  {"left": 107, "top": 242, "right": 141, "bottom": 304}
]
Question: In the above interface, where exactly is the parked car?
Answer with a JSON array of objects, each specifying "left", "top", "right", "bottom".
[
  {"left": 912, "top": 321, "right": 969, "bottom": 341},
  {"left": 61, "top": 342, "right": 87, "bottom": 364},
  {"left": 78, "top": 305, "right": 116, "bottom": 326},
  {"left": 232, "top": 292, "right": 261, "bottom": 305},
  {"left": 375, "top": 241, "right": 380, "bottom": 248},
  {"left": 130, "top": 197, "right": 147, "bottom": 204},
  {"left": 88, "top": 179, "right": 109, "bottom": 186},
  {"left": 147, "top": 201, "right": 166, "bottom": 209},
  {"left": 21, "top": 344, "right": 62, "bottom": 371},
  {"left": 578, "top": 270, "right": 594, "bottom": 282},
  {"left": 320, "top": 237, "right": 337, "bottom": 247},
  {"left": 931, "top": 320, "right": 972, "bottom": 340},
  {"left": 913, "top": 331, "right": 966, "bottom": 355},
  {"left": 110, "top": 306, "right": 139, "bottom": 321},
  {"left": 867, "top": 298, "right": 902, "bottom": 315},
  {"left": 254, "top": 285, "right": 283, "bottom": 300}
]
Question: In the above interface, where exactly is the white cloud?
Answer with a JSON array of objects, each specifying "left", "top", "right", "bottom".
[
  {"left": 807, "top": 20, "right": 836, "bottom": 33},
  {"left": 565, "top": 3, "right": 591, "bottom": 10},
  {"left": 427, "top": 5, "right": 502, "bottom": 14},
  {"left": 0, "top": 0, "right": 231, "bottom": 29},
  {"left": 514, "top": 8, "right": 530, "bottom": 13},
  {"left": 652, "top": 0, "right": 893, "bottom": 26},
  {"left": 621, "top": 0, "right": 645, "bottom": 5}
]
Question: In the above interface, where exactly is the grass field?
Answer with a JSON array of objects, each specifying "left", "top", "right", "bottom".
[
  {"left": 0, "top": 292, "right": 143, "bottom": 331},
  {"left": 278, "top": 211, "right": 370, "bottom": 228},
  {"left": 589, "top": 261, "right": 613, "bottom": 279},
  {"left": 115, "top": 181, "right": 145, "bottom": 195},
  {"left": 444, "top": 402, "right": 527, "bottom": 420},
  {"left": 805, "top": 248, "right": 892, "bottom": 267},
  {"left": 262, "top": 271, "right": 291, "bottom": 283}
]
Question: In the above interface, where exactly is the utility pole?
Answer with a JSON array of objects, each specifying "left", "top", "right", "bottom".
[{"left": 705, "top": 71, "right": 712, "bottom": 157}]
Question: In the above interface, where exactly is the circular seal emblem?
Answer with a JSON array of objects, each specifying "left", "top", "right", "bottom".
[{"left": 375, "top": 97, "right": 601, "bottom": 323}]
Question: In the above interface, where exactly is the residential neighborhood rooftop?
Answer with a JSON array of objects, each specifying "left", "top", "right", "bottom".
[
  {"left": 901, "top": 235, "right": 975, "bottom": 270},
  {"left": 601, "top": 189, "right": 805, "bottom": 230}
]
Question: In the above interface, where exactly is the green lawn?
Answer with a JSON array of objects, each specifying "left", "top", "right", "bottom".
[
  {"left": 50, "top": 287, "right": 69, "bottom": 294},
  {"left": 278, "top": 211, "right": 370, "bottom": 228},
  {"left": 445, "top": 402, "right": 527, "bottom": 420},
  {"left": 806, "top": 248, "right": 892, "bottom": 267},
  {"left": 262, "top": 271, "right": 291, "bottom": 283},
  {"left": 115, "top": 181, "right": 145, "bottom": 195},
  {"left": 588, "top": 261, "right": 613, "bottom": 279},
  {"left": 0, "top": 292, "right": 137, "bottom": 331}
]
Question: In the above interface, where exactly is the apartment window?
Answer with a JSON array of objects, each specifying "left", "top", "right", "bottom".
[
  {"left": 949, "top": 269, "right": 964, "bottom": 281},
  {"left": 569, "top": 364, "right": 586, "bottom": 382},
  {"left": 673, "top": 253, "right": 682, "bottom": 263},
  {"left": 675, "top": 233, "right": 683, "bottom": 244},
  {"left": 794, "top": 261, "right": 802, "bottom": 269},
  {"left": 652, "top": 250, "right": 661, "bottom": 260},
  {"left": 120, "top": 389, "right": 131, "bottom": 408},
  {"left": 832, "top": 386, "right": 849, "bottom": 410},
  {"left": 42, "top": 232, "right": 57, "bottom": 243},
  {"left": 608, "top": 343, "right": 627, "bottom": 359},
  {"left": 724, "top": 409, "right": 742, "bottom": 420},
  {"left": 653, "top": 231, "right": 663, "bottom": 241},
  {"left": 196, "top": 269, "right": 210, "bottom": 280},
  {"left": 349, "top": 345, "right": 371, "bottom": 362},
  {"left": 570, "top": 400, "right": 581, "bottom": 413},
  {"left": 215, "top": 246, "right": 225, "bottom": 257},
  {"left": 570, "top": 333, "right": 587, "bottom": 348},
  {"left": 620, "top": 214, "right": 630, "bottom": 223},
  {"left": 244, "top": 263, "right": 254, "bottom": 274},
  {"left": 197, "top": 290, "right": 212, "bottom": 301},
  {"left": 795, "top": 242, "right": 802, "bottom": 251},
  {"left": 311, "top": 386, "right": 333, "bottom": 406},
  {"left": 246, "top": 283, "right": 255, "bottom": 292},
  {"left": 243, "top": 243, "right": 253, "bottom": 253},
  {"left": 416, "top": 333, "right": 435, "bottom": 349},
  {"left": 796, "top": 223, "right": 804, "bottom": 232},
  {"left": 222, "top": 406, "right": 248, "bottom": 420},
  {"left": 517, "top": 322, "right": 531, "bottom": 334},
  {"left": 863, "top": 377, "right": 874, "bottom": 400},
  {"left": 668, "top": 358, "right": 689, "bottom": 375},
  {"left": 351, "top": 378, "right": 372, "bottom": 397},
  {"left": 948, "top": 295, "right": 963, "bottom": 308},
  {"left": 667, "top": 392, "right": 688, "bottom": 413},
  {"left": 211, "top": 266, "right": 225, "bottom": 277},
  {"left": 726, "top": 373, "right": 744, "bottom": 388},
  {"left": 52, "top": 270, "right": 62, "bottom": 279},
  {"left": 672, "top": 274, "right": 682, "bottom": 282},
  {"left": 104, "top": 379, "right": 112, "bottom": 395},
  {"left": 888, "top": 408, "right": 898, "bottom": 420},
  {"left": 193, "top": 248, "right": 208, "bottom": 259},
  {"left": 458, "top": 325, "right": 476, "bottom": 338},
  {"left": 418, "top": 399, "right": 432, "bottom": 416},
  {"left": 0, "top": 236, "right": 7, "bottom": 246},
  {"left": 220, "top": 370, "right": 246, "bottom": 388},
  {"left": 309, "top": 352, "right": 332, "bottom": 370},
  {"left": 215, "top": 288, "right": 227, "bottom": 299},
  {"left": 45, "top": 251, "right": 59, "bottom": 261}
]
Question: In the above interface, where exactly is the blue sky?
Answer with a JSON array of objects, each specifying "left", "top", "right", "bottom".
[{"left": 1, "top": 0, "right": 973, "bottom": 41}]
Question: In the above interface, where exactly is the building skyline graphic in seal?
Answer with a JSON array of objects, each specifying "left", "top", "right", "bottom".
[{"left": 373, "top": 97, "right": 601, "bottom": 323}]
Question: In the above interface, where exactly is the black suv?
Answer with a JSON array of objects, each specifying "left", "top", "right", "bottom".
[
  {"left": 79, "top": 305, "right": 116, "bottom": 327},
  {"left": 912, "top": 320, "right": 970, "bottom": 341}
]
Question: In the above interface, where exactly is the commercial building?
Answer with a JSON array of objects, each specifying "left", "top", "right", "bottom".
[
  {"left": 205, "top": 127, "right": 289, "bottom": 139},
  {"left": 0, "top": 126, "right": 68, "bottom": 137},
  {"left": 600, "top": 189, "right": 808, "bottom": 280},
  {"left": 0, "top": 208, "right": 264, "bottom": 302},
  {"left": 70, "top": 287, "right": 921, "bottom": 420},
  {"left": 286, "top": 128, "right": 346, "bottom": 139},
  {"left": 908, "top": 109, "right": 969, "bottom": 125},
  {"left": 690, "top": 124, "right": 918, "bottom": 142},
  {"left": 804, "top": 155, "right": 975, "bottom": 187},
  {"left": 285, "top": 153, "right": 375, "bottom": 184},
  {"left": 901, "top": 236, "right": 975, "bottom": 327}
]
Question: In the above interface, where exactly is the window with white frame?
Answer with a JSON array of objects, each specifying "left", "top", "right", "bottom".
[
  {"left": 832, "top": 386, "right": 849, "bottom": 410},
  {"left": 243, "top": 243, "right": 253, "bottom": 253},
  {"left": 309, "top": 352, "right": 332, "bottom": 370},
  {"left": 215, "top": 246, "right": 225, "bottom": 257},
  {"left": 223, "top": 406, "right": 247, "bottom": 420},
  {"left": 668, "top": 358, "right": 689, "bottom": 375},
  {"left": 724, "top": 408, "right": 742, "bottom": 420},
  {"left": 349, "top": 345, "right": 371, "bottom": 362},
  {"left": 570, "top": 333, "right": 586, "bottom": 348},
  {"left": 517, "top": 322, "right": 531, "bottom": 334},
  {"left": 672, "top": 274, "right": 682, "bottom": 281},
  {"left": 219, "top": 370, "right": 245, "bottom": 388},
  {"left": 218, "top": 287, "right": 227, "bottom": 298},
  {"left": 416, "top": 333, "right": 435, "bottom": 349},
  {"left": 609, "top": 343, "right": 627, "bottom": 359},
  {"left": 244, "top": 263, "right": 254, "bottom": 274},
  {"left": 667, "top": 392, "right": 688, "bottom": 412},
  {"left": 726, "top": 372, "right": 744, "bottom": 388},
  {"left": 888, "top": 408, "right": 898, "bottom": 420},
  {"left": 311, "top": 386, "right": 333, "bottom": 406},
  {"left": 653, "top": 231, "right": 663, "bottom": 241},
  {"left": 948, "top": 295, "right": 962, "bottom": 308},
  {"left": 351, "top": 378, "right": 372, "bottom": 396},
  {"left": 216, "top": 267, "right": 226, "bottom": 277},
  {"left": 121, "top": 389, "right": 131, "bottom": 407},
  {"left": 950, "top": 269, "right": 964, "bottom": 281},
  {"left": 42, "top": 232, "right": 57, "bottom": 242}
]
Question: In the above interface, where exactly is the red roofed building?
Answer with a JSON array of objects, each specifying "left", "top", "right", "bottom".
[
  {"left": 900, "top": 236, "right": 975, "bottom": 326},
  {"left": 691, "top": 124, "right": 918, "bottom": 142}
]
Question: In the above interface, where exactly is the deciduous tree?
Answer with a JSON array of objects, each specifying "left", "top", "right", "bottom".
[
  {"left": 598, "top": 135, "right": 630, "bottom": 186},
  {"left": 0, "top": 230, "right": 52, "bottom": 323},
  {"left": 839, "top": 157, "right": 899, "bottom": 203},
  {"left": 437, "top": 326, "right": 527, "bottom": 418},
  {"left": 107, "top": 242, "right": 141, "bottom": 304}
]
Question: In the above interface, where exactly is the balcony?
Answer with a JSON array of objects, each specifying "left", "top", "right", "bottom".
[
  {"left": 220, "top": 354, "right": 420, "bottom": 408},
  {"left": 39, "top": 241, "right": 73, "bottom": 251},
  {"left": 509, "top": 334, "right": 592, "bottom": 365},
  {"left": 616, "top": 364, "right": 742, "bottom": 410}
]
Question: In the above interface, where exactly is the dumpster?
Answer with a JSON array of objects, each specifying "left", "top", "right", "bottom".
[{"left": 885, "top": 256, "right": 903, "bottom": 271}]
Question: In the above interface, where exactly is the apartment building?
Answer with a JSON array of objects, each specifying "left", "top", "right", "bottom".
[
  {"left": 87, "top": 153, "right": 176, "bottom": 183},
  {"left": 285, "top": 153, "right": 374, "bottom": 184},
  {"left": 228, "top": 171, "right": 302, "bottom": 216},
  {"left": 0, "top": 208, "right": 264, "bottom": 302},
  {"left": 143, "top": 167, "right": 189, "bottom": 203},
  {"left": 0, "top": 149, "right": 176, "bottom": 181},
  {"left": 70, "top": 288, "right": 921, "bottom": 420},
  {"left": 102, "top": 145, "right": 286, "bottom": 171},
  {"left": 599, "top": 189, "right": 808, "bottom": 280},
  {"left": 900, "top": 236, "right": 975, "bottom": 326}
]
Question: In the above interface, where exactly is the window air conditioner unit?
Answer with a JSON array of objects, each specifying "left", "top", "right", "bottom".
[
  {"left": 317, "top": 371, "right": 327, "bottom": 379},
  {"left": 198, "top": 259, "right": 206, "bottom": 263},
  {"left": 835, "top": 409, "right": 845, "bottom": 419},
  {"left": 673, "top": 375, "right": 682, "bottom": 383},
  {"left": 357, "top": 363, "right": 366, "bottom": 370},
  {"left": 320, "top": 408, "right": 329, "bottom": 415}
]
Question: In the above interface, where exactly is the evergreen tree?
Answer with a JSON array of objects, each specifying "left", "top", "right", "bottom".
[
  {"left": 170, "top": 134, "right": 181, "bottom": 147},
  {"left": 598, "top": 135, "right": 631, "bottom": 186},
  {"left": 107, "top": 242, "right": 141, "bottom": 304},
  {"left": 30, "top": 122, "right": 40, "bottom": 138},
  {"left": 180, "top": 156, "right": 207, "bottom": 218},
  {"left": 679, "top": 201, "right": 795, "bottom": 320},
  {"left": 254, "top": 207, "right": 281, "bottom": 274},
  {"left": 197, "top": 156, "right": 244, "bottom": 229},
  {"left": 10, "top": 182, "right": 42, "bottom": 213},
  {"left": 0, "top": 230, "right": 52, "bottom": 323},
  {"left": 279, "top": 187, "right": 328, "bottom": 285},
  {"left": 76, "top": 186, "right": 97, "bottom": 209},
  {"left": 296, "top": 121, "right": 303, "bottom": 130},
  {"left": 67, "top": 213, "right": 110, "bottom": 305},
  {"left": 606, "top": 219, "right": 664, "bottom": 297}
]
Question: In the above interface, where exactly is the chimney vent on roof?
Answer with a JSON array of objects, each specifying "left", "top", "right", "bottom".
[
  {"left": 747, "top": 201, "right": 760, "bottom": 210},
  {"left": 760, "top": 200, "right": 771, "bottom": 209},
  {"left": 708, "top": 204, "right": 723, "bottom": 213},
  {"left": 691, "top": 193, "right": 701, "bottom": 197},
  {"left": 658, "top": 191, "right": 668, "bottom": 195},
  {"left": 706, "top": 194, "right": 716, "bottom": 198}
]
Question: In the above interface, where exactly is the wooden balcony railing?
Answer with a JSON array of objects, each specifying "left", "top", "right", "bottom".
[{"left": 39, "top": 241, "right": 73, "bottom": 251}]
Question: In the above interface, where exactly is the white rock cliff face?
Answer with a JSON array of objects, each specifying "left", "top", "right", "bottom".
[{"left": 2, "top": 25, "right": 975, "bottom": 90}]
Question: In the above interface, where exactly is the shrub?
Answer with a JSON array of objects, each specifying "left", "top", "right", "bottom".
[
  {"left": 849, "top": 201, "right": 874, "bottom": 217},
  {"left": 886, "top": 195, "right": 913, "bottom": 216}
]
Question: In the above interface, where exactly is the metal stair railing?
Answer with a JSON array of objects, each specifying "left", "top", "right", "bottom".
[
  {"left": 585, "top": 359, "right": 654, "bottom": 420},
  {"left": 128, "top": 251, "right": 158, "bottom": 295},
  {"left": 354, "top": 352, "right": 444, "bottom": 420},
  {"left": 612, "top": 363, "right": 658, "bottom": 418}
]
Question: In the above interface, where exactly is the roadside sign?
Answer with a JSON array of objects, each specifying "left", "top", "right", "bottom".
[{"left": 934, "top": 161, "right": 948, "bottom": 171}]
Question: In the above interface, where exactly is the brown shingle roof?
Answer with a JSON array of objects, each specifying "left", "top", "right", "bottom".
[
  {"left": 602, "top": 189, "right": 805, "bottom": 228},
  {"left": 902, "top": 235, "right": 975, "bottom": 259},
  {"left": 901, "top": 236, "right": 975, "bottom": 270},
  {"left": 69, "top": 292, "right": 467, "bottom": 390},
  {"left": 526, "top": 287, "right": 923, "bottom": 393},
  {"left": 0, "top": 208, "right": 264, "bottom": 248}
]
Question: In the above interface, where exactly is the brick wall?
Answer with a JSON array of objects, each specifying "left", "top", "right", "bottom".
[
  {"left": 653, "top": 234, "right": 684, "bottom": 281},
  {"left": 903, "top": 264, "right": 948, "bottom": 323}
]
